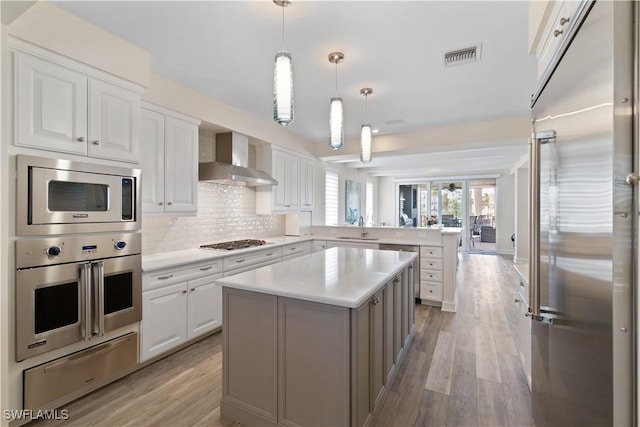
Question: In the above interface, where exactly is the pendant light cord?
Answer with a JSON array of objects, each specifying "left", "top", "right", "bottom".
[
  {"left": 281, "top": 6, "right": 285, "bottom": 51},
  {"left": 335, "top": 63, "right": 338, "bottom": 95},
  {"left": 364, "top": 94, "right": 368, "bottom": 122}
]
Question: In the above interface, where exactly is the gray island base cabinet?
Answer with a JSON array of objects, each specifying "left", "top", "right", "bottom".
[{"left": 219, "top": 248, "right": 416, "bottom": 427}]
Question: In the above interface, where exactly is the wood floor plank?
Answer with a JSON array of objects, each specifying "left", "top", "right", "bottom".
[
  {"left": 448, "top": 348, "right": 478, "bottom": 427},
  {"left": 475, "top": 325, "right": 502, "bottom": 383},
  {"left": 498, "top": 352, "right": 534, "bottom": 427},
  {"left": 477, "top": 378, "right": 510, "bottom": 427},
  {"left": 424, "top": 331, "right": 456, "bottom": 395},
  {"left": 414, "top": 389, "right": 449, "bottom": 427}
]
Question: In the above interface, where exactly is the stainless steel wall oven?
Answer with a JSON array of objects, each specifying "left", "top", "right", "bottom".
[
  {"left": 16, "top": 155, "right": 141, "bottom": 236},
  {"left": 15, "top": 232, "right": 142, "bottom": 361}
]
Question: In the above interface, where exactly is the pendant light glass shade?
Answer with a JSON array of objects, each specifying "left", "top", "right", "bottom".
[
  {"left": 360, "top": 124, "right": 372, "bottom": 163},
  {"left": 274, "top": 51, "right": 294, "bottom": 126},
  {"left": 329, "top": 97, "right": 344, "bottom": 149}
]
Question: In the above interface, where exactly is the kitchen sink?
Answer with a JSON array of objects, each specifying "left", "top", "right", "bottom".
[{"left": 337, "top": 236, "right": 380, "bottom": 241}]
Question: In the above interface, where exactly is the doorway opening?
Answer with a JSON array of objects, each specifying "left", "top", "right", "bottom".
[{"left": 468, "top": 179, "right": 496, "bottom": 254}]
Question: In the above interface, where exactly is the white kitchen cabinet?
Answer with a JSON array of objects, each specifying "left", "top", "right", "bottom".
[
  {"left": 272, "top": 149, "right": 299, "bottom": 211},
  {"left": 140, "top": 104, "right": 200, "bottom": 215},
  {"left": 187, "top": 276, "right": 222, "bottom": 339},
  {"left": 14, "top": 50, "right": 141, "bottom": 163},
  {"left": 300, "top": 157, "right": 314, "bottom": 211},
  {"left": 281, "top": 242, "right": 306, "bottom": 261},
  {"left": 513, "top": 267, "right": 532, "bottom": 389},
  {"left": 420, "top": 245, "right": 444, "bottom": 304},
  {"left": 141, "top": 282, "right": 188, "bottom": 362},
  {"left": 256, "top": 145, "right": 316, "bottom": 214},
  {"left": 529, "top": 0, "right": 582, "bottom": 81},
  {"left": 141, "top": 259, "right": 222, "bottom": 362}
]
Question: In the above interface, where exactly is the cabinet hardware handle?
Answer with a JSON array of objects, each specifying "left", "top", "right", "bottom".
[
  {"left": 266, "top": 252, "right": 274, "bottom": 256},
  {"left": 372, "top": 297, "right": 379, "bottom": 305},
  {"left": 182, "top": 290, "right": 187, "bottom": 294},
  {"left": 236, "top": 259, "right": 246, "bottom": 263},
  {"left": 515, "top": 298, "right": 520, "bottom": 303},
  {"left": 92, "top": 140, "right": 100, "bottom": 145},
  {"left": 553, "top": 29, "right": 563, "bottom": 37},
  {"left": 167, "top": 202, "right": 173, "bottom": 205},
  {"left": 200, "top": 266, "right": 212, "bottom": 271},
  {"left": 158, "top": 274, "right": 174, "bottom": 280},
  {"left": 77, "top": 137, "right": 86, "bottom": 142},
  {"left": 559, "top": 17, "right": 570, "bottom": 25},
  {"left": 290, "top": 247, "right": 296, "bottom": 251},
  {"left": 520, "top": 282, "right": 525, "bottom": 287},
  {"left": 191, "top": 288, "right": 195, "bottom": 292},
  {"left": 158, "top": 202, "right": 163, "bottom": 206}
]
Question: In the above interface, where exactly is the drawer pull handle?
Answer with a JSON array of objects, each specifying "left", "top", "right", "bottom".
[
  {"left": 77, "top": 137, "right": 86, "bottom": 142},
  {"left": 290, "top": 247, "right": 296, "bottom": 251},
  {"left": 236, "top": 259, "right": 246, "bottom": 263},
  {"left": 266, "top": 252, "right": 275, "bottom": 256},
  {"left": 372, "top": 297, "right": 380, "bottom": 305},
  {"left": 191, "top": 288, "right": 195, "bottom": 292},
  {"left": 200, "top": 266, "right": 212, "bottom": 271},
  {"left": 515, "top": 298, "right": 520, "bottom": 303},
  {"left": 559, "top": 17, "right": 570, "bottom": 26},
  {"left": 157, "top": 274, "right": 173, "bottom": 280},
  {"left": 182, "top": 290, "right": 187, "bottom": 294},
  {"left": 554, "top": 29, "right": 563, "bottom": 37},
  {"left": 92, "top": 140, "right": 100, "bottom": 145}
]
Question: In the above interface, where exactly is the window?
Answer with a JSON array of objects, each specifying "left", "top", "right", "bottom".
[
  {"left": 365, "top": 180, "right": 374, "bottom": 224},
  {"left": 325, "top": 170, "right": 339, "bottom": 225}
]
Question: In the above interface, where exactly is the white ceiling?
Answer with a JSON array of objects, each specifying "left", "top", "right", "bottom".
[{"left": 52, "top": 0, "right": 536, "bottom": 178}]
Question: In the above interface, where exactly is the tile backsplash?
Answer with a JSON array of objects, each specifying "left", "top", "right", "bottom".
[{"left": 142, "top": 182, "right": 285, "bottom": 254}]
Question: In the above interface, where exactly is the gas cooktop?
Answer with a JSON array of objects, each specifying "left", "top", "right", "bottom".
[{"left": 199, "top": 239, "right": 268, "bottom": 251}]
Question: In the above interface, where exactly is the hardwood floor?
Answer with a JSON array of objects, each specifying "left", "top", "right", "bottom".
[{"left": 31, "top": 253, "right": 533, "bottom": 427}]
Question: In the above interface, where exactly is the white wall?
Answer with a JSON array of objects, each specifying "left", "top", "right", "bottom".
[
  {"left": 514, "top": 165, "right": 529, "bottom": 263},
  {"left": 377, "top": 176, "right": 396, "bottom": 226},
  {"left": 496, "top": 172, "right": 515, "bottom": 255}
]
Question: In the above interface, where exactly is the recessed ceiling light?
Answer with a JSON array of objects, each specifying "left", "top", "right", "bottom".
[{"left": 372, "top": 128, "right": 379, "bottom": 134}]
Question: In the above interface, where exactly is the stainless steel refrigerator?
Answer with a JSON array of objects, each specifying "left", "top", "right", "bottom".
[{"left": 529, "top": 1, "right": 634, "bottom": 426}]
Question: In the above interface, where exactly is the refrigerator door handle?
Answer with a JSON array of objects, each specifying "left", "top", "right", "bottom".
[
  {"left": 79, "top": 263, "right": 93, "bottom": 341},
  {"left": 529, "top": 129, "right": 556, "bottom": 322},
  {"left": 92, "top": 261, "right": 106, "bottom": 337}
]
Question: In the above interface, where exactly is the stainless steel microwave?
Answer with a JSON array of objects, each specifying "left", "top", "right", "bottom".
[{"left": 17, "top": 155, "right": 141, "bottom": 235}]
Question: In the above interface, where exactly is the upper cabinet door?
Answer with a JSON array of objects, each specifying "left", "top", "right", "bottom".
[
  {"left": 88, "top": 79, "right": 140, "bottom": 163},
  {"left": 15, "top": 52, "right": 88, "bottom": 155},
  {"left": 300, "top": 157, "right": 314, "bottom": 211},
  {"left": 164, "top": 116, "right": 198, "bottom": 213},
  {"left": 286, "top": 154, "right": 300, "bottom": 210},
  {"left": 140, "top": 108, "right": 166, "bottom": 214},
  {"left": 272, "top": 149, "right": 289, "bottom": 211}
]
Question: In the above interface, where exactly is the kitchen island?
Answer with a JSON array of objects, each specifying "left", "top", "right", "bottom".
[{"left": 216, "top": 247, "right": 417, "bottom": 427}]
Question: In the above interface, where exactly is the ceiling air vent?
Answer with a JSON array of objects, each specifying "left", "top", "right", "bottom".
[{"left": 443, "top": 45, "right": 481, "bottom": 67}]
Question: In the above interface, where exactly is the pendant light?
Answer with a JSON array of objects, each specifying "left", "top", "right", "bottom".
[
  {"left": 273, "top": 0, "right": 293, "bottom": 126},
  {"left": 328, "top": 52, "right": 345, "bottom": 150},
  {"left": 359, "top": 88, "right": 373, "bottom": 164}
]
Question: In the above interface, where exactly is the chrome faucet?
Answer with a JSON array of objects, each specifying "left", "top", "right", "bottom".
[{"left": 358, "top": 216, "right": 367, "bottom": 238}]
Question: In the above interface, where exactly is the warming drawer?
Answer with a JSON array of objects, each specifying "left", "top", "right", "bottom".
[{"left": 24, "top": 333, "right": 138, "bottom": 410}]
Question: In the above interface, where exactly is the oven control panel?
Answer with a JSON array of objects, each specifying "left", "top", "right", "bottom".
[{"left": 15, "top": 232, "right": 142, "bottom": 269}]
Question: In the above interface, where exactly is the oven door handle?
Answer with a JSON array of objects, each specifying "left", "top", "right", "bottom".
[
  {"left": 80, "top": 263, "right": 93, "bottom": 341},
  {"left": 92, "top": 261, "right": 105, "bottom": 337}
]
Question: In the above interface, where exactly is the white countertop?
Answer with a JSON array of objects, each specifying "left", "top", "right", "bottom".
[{"left": 216, "top": 247, "right": 417, "bottom": 308}]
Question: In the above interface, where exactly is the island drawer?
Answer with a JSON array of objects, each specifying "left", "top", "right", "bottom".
[
  {"left": 281, "top": 243, "right": 305, "bottom": 257},
  {"left": 421, "top": 259, "right": 442, "bottom": 271},
  {"left": 421, "top": 283, "right": 443, "bottom": 301},
  {"left": 223, "top": 247, "right": 283, "bottom": 273},
  {"left": 420, "top": 246, "right": 443, "bottom": 259},
  {"left": 421, "top": 269, "right": 442, "bottom": 283},
  {"left": 145, "top": 259, "right": 222, "bottom": 290}
]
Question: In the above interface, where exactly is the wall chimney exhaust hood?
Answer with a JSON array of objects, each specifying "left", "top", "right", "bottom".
[{"left": 199, "top": 132, "right": 277, "bottom": 186}]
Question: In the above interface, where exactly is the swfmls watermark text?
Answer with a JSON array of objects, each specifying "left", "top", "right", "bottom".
[{"left": 3, "top": 409, "right": 69, "bottom": 421}]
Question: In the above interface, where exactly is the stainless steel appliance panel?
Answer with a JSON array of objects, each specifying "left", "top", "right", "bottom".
[
  {"left": 24, "top": 332, "right": 138, "bottom": 410},
  {"left": 530, "top": 1, "right": 633, "bottom": 426},
  {"left": 100, "top": 254, "right": 142, "bottom": 334},
  {"left": 16, "top": 155, "right": 141, "bottom": 236}
]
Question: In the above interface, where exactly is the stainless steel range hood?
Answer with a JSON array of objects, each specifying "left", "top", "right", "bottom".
[{"left": 198, "top": 132, "right": 277, "bottom": 186}]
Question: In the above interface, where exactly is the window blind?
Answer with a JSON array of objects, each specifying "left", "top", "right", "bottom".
[{"left": 325, "top": 170, "right": 339, "bottom": 225}]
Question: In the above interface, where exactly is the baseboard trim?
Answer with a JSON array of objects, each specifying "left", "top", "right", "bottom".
[{"left": 441, "top": 291, "right": 458, "bottom": 312}]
